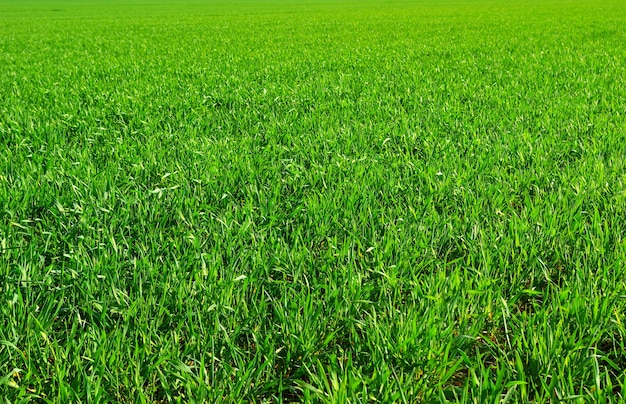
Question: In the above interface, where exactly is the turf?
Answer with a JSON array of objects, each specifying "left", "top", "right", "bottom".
[{"left": 1, "top": 0, "right": 626, "bottom": 402}]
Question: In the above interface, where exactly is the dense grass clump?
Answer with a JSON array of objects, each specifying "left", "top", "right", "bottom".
[{"left": 1, "top": 0, "right": 626, "bottom": 401}]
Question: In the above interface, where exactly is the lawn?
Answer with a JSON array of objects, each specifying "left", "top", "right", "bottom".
[{"left": 1, "top": 0, "right": 626, "bottom": 401}]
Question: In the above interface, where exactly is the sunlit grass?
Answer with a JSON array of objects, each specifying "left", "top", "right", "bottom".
[{"left": 1, "top": 0, "right": 626, "bottom": 401}]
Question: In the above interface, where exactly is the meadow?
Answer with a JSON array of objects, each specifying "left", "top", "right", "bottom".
[{"left": 1, "top": 0, "right": 626, "bottom": 401}]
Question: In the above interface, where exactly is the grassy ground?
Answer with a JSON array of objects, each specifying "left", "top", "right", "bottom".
[{"left": 1, "top": 0, "right": 626, "bottom": 402}]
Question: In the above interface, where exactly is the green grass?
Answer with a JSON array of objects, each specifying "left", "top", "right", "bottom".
[{"left": 1, "top": 0, "right": 626, "bottom": 402}]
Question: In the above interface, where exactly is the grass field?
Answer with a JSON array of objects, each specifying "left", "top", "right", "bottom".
[{"left": 1, "top": 0, "right": 626, "bottom": 402}]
